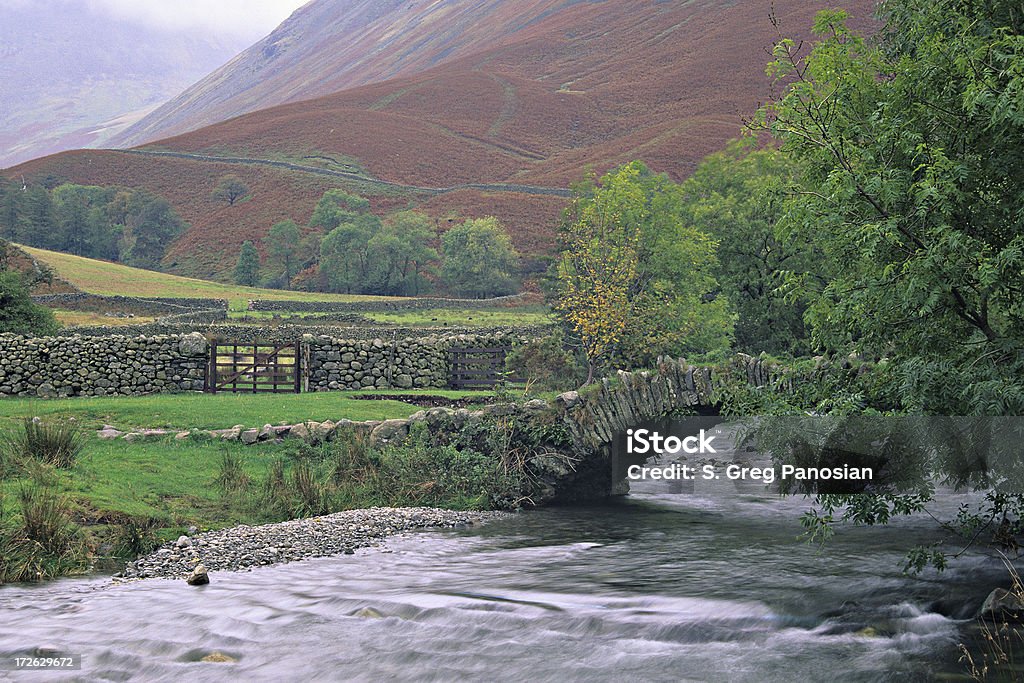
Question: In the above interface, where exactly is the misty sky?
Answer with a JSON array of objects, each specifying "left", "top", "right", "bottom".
[{"left": 2, "top": 0, "right": 310, "bottom": 40}]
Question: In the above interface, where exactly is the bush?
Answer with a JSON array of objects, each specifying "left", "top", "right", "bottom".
[{"left": 506, "top": 334, "right": 583, "bottom": 391}]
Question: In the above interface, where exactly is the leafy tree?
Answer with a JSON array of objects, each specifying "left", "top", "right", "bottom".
[
  {"left": 309, "top": 189, "right": 371, "bottom": 231},
  {"left": 0, "top": 179, "right": 24, "bottom": 241},
  {"left": 555, "top": 162, "right": 733, "bottom": 380},
  {"left": 0, "top": 241, "right": 57, "bottom": 335},
  {"left": 758, "top": 3, "right": 1024, "bottom": 415},
  {"left": 440, "top": 217, "right": 519, "bottom": 298},
  {"left": 212, "top": 175, "right": 249, "bottom": 206},
  {"left": 319, "top": 213, "right": 380, "bottom": 293},
  {"left": 234, "top": 240, "right": 260, "bottom": 286},
  {"left": 365, "top": 211, "right": 437, "bottom": 295},
  {"left": 736, "top": 1, "right": 1024, "bottom": 574},
  {"left": 679, "top": 140, "right": 813, "bottom": 356},
  {"left": 20, "top": 186, "right": 56, "bottom": 249},
  {"left": 51, "top": 184, "right": 118, "bottom": 258},
  {"left": 265, "top": 220, "right": 302, "bottom": 288},
  {"left": 119, "top": 192, "right": 186, "bottom": 269}
]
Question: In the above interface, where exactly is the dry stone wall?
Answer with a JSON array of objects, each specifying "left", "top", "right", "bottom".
[
  {"left": 0, "top": 330, "right": 530, "bottom": 398},
  {"left": 247, "top": 293, "right": 529, "bottom": 313},
  {"left": 0, "top": 332, "right": 209, "bottom": 398},
  {"left": 305, "top": 332, "right": 519, "bottom": 391}
]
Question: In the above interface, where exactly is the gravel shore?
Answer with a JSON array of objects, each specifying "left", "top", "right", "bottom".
[{"left": 119, "top": 507, "right": 509, "bottom": 580}]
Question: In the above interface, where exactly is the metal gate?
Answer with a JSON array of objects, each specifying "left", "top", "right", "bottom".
[
  {"left": 449, "top": 346, "right": 519, "bottom": 389},
  {"left": 206, "top": 341, "right": 301, "bottom": 394}
]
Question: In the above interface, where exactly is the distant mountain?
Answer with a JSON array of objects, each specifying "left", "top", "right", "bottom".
[
  {"left": 8, "top": 0, "right": 877, "bottom": 282},
  {"left": 0, "top": 2, "right": 248, "bottom": 168},
  {"left": 112, "top": 0, "right": 618, "bottom": 147}
]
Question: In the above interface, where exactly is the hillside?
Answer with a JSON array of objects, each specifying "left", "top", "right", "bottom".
[
  {"left": 6, "top": 0, "right": 877, "bottom": 281},
  {"left": 0, "top": 2, "right": 246, "bottom": 168},
  {"left": 17, "top": 245, "right": 388, "bottom": 308}
]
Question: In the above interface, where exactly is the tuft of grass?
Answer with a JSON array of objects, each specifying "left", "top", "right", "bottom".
[
  {"left": 215, "top": 450, "right": 251, "bottom": 495},
  {"left": 0, "top": 483, "right": 89, "bottom": 583},
  {"left": 3, "top": 419, "right": 84, "bottom": 469}
]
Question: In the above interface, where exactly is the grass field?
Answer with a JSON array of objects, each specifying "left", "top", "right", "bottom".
[
  {"left": 53, "top": 310, "right": 157, "bottom": 327},
  {"left": 228, "top": 306, "right": 554, "bottom": 327},
  {"left": 0, "top": 392, "right": 428, "bottom": 432},
  {"left": 19, "top": 245, "right": 394, "bottom": 310}
]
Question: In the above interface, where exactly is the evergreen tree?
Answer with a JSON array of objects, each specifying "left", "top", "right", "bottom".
[{"left": 234, "top": 240, "right": 261, "bottom": 286}]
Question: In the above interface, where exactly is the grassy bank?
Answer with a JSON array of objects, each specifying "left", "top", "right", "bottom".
[
  {"left": 19, "top": 245, "right": 392, "bottom": 309},
  {"left": 0, "top": 419, "right": 528, "bottom": 583}
]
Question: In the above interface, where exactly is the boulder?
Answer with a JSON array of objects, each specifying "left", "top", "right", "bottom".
[
  {"left": 178, "top": 332, "right": 208, "bottom": 357},
  {"left": 978, "top": 588, "right": 1024, "bottom": 621},
  {"left": 186, "top": 564, "right": 210, "bottom": 586},
  {"left": 370, "top": 419, "right": 410, "bottom": 446},
  {"left": 240, "top": 429, "right": 260, "bottom": 445},
  {"left": 175, "top": 535, "right": 192, "bottom": 549}
]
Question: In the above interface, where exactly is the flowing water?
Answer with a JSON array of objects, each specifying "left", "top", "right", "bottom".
[{"left": 0, "top": 476, "right": 1010, "bottom": 682}]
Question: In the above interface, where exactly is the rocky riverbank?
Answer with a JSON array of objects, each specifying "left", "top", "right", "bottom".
[{"left": 119, "top": 507, "right": 509, "bottom": 580}]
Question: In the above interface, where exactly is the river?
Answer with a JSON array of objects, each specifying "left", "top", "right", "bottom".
[{"left": 0, "top": 476, "right": 1010, "bottom": 681}]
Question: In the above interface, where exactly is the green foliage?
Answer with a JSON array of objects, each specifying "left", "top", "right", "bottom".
[
  {"left": 679, "top": 140, "right": 812, "bottom": 355},
  {"left": 506, "top": 333, "right": 583, "bottom": 391},
  {"left": 555, "top": 162, "right": 734, "bottom": 379},
  {"left": 0, "top": 269, "right": 58, "bottom": 336},
  {"left": 265, "top": 219, "right": 302, "bottom": 288},
  {"left": 233, "top": 240, "right": 260, "bottom": 287},
  {"left": 211, "top": 174, "right": 250, "bottom": 206},
  {"left": 757, "top": 2, "right": 1024, "bottom": 415},
  {"left": 116, "top": 191, "right": 187, "bottom": 269},
  {"left": 317, "top": 204, "right": 436, "bottom": 296},
  {"left": 365, "top": 211, "right": 437, "bottom": 295},
  {"left": 440, "top": 217, "right": 519, "bottom": 298}
]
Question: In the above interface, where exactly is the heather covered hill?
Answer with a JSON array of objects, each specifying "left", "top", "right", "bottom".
[{"left": 7, "top": 0, "right": 876, "bottom": 281}]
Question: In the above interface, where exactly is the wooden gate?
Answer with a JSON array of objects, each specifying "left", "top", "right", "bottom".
[
  {"left": 449, "top": 346, "right": 520, "bottom": 389},
  {"left": 206, "top": 341, "right": 301, "bottom": 394}
]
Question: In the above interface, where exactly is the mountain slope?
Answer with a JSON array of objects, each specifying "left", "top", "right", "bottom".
[
  {"left": 8, "top": 0, "right": 876, "bottom": 281},
  {"left": 0, "top": 2, "right": 246, "bottom": 168},
  {"left": 112, "top": 0, "right": 614, "bottom": 147}
]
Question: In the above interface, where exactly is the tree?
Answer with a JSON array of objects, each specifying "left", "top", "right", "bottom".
[
  {"left": 742, "top": 2, "right": 1024, "bottom": 572},
  {"left": 440, "top": 217, "right": 519, "bottom": 298},
  {"left": 309, "top": 189, "right": 371, "bottom": 231},
  {"left": 0, "top": 241, "right": 57, "bottom": 336},
  {"left": 234, "top": 240, "right": 260, "bottom": 286},
  {"left": 555, "top": 162, "right": 734, "bottom": 381},
  {"left": 319, "top": 213, "right": 379, "bottom": 293},
  {"left": 365, "top": 211, "right": 437, "bottom": 295},
  {"left": 758, "top": 3, "right": 1024, "bottom": 415},
  {"left": 212, "top": 175, "right": 249, "bottom": 206},
  {"left": 679, "top": 140, "right": 813, "bottom": 356},
  {"left": 265, "top": 220, "right": 302, "bottom": 288},
  {"left": 119, "top": 192, "right": 186, "bottom": 269}
]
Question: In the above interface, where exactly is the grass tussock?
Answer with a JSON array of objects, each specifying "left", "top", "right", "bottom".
[{"left": 3, "top": 418, "right": 84, "bottom": 469}]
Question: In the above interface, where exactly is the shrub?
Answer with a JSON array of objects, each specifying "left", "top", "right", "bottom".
[{"left": 506, "top": 334, "right": 583, "bottom": 390}]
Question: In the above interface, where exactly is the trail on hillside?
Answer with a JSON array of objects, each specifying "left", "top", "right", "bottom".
[{"left": 118, "top": 149, "right": 571, "bottom": 198}]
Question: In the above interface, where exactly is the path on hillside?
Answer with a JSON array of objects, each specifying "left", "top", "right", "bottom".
[{"left": 118, "top": 149, "right": 572, "bottom": 198}]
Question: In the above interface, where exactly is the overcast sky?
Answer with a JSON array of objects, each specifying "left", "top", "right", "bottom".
[{"left": 2, "top": 0, "right": 311, "bottom": 41}]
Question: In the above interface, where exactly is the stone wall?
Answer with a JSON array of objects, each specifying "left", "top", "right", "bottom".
[
  {"left": 32, "top": 293, "right": 227, "bottom": 316},
  {"left": 0, "top": 332, "right": 209, "bottom": 398},
  {"left": 305, "top": 333, "right": 519, "bottom": 391},
  {"left": 0, "top": 330, "right": 531, "bottom": 398},
  {"left": 247, "top": 293, "right": 530, "bottom": 313},
  {"left": 44, "top": 323, "right": 552, "bottom": 344}
]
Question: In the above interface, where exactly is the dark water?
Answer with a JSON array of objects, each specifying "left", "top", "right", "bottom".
[{"left": 0, "top": 478, "right": 1010, "bottom": 682}]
